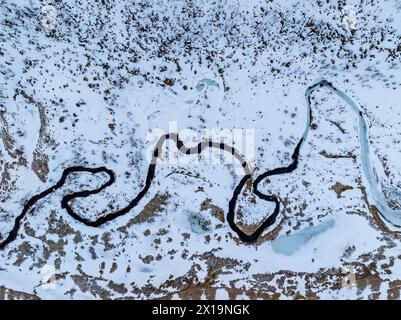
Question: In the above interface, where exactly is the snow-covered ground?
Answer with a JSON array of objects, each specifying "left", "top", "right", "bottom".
[{"left": 0, "top": 0, "right": 401, "bottom": 299}]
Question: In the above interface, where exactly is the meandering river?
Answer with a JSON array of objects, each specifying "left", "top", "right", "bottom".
[{"left": 0, "top": 79, "right": 398, "bottom": 250}]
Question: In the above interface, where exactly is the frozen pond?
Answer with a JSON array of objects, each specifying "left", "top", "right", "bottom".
[{"left": 272, "top": 219, "right": 335, "bottom": 255}]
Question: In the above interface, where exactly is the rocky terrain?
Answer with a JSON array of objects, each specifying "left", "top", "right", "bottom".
[{"left": 0, "top": 0, "right": 401, "bottom": 299}]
